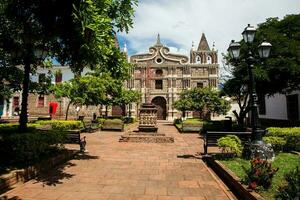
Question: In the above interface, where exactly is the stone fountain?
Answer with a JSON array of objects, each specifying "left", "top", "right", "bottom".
[{"left": 119, "top": 103, "right": 174, "bottom": 143}]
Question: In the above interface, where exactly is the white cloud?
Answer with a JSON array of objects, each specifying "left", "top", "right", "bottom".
[{"left": 119, "top": 0, "right": 300, "bottom": 77}]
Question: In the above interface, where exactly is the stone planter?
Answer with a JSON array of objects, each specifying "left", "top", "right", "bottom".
[
  {"left": 0, "top": 150, "right": 76, "bottom": 193},
  {"left": 181, "top": 124, "right": 202, "bottom": 133},
  {"left": 101, "top": 119, "right": 124, "bottom": 131},
  {"left": 203, "top": 156, "right": 264, "bottom": 200}
]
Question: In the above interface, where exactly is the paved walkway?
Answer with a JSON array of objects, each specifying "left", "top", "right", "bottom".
[{"left": 1, "top": 122, "right": 235, "bottom": 200}]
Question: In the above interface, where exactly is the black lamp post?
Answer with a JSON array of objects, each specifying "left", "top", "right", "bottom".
[{"left": 228, "top": 24, "right": 274, "bottom": 159}]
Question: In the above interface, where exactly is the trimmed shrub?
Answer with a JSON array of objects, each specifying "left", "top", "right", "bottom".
[
  {"left": 217, "top": 135, "right": 243, "bottom": 156},
  {"left": 263, "top": 136, "right": 286, "bottom": 152},
  {"left": 244, "top": 157, "right": 279, "bottom": 190},
  {"left": 173, "top": 118, "right": 182, "bottom": 125},
  {"left": 0, "top": 131, "right": 67, "bottom": 168},
  {"left": 0, "top": 123, "right": 40, "bottom": 134},
  {"left": 266, "top": 127, "right": 300, "bottom": 151},
  {"left": 97, "top": 117, "right": 106, "bottom": 125},
  {"left": 275, "top": 166, "right": 300, "bottom": 199},
  {"left": 122, "top": 117, "right": 136, "bottom": 124},
  {"left": 201, "top": 120, "right": 246, "bottom": 133},
  {"left": 201, "top": 121, "right": 224, "bottom": 132},
  {"left": 35, "top": 120, "right": 83, "bottom": 131}
]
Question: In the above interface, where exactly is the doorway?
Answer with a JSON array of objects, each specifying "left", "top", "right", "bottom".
[{"left": 151, "top": 96, "right": 167, "bottom": 120}]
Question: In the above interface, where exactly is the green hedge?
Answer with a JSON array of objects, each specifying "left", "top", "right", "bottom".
[
  {"left": 0, "top": 131, "right": 67, "bottom": 168},
  {"left": 201, "top": 120, "right": 246, "bottom": 133},
  {"left": 103, "top": 119, "right": 123, "bottom": 126},
  {"left": 35, "top": 120, "right": 83, "bottom": 131},
  {"left": 263, "top": 136, "right": 287, "bottom": 152},
  {"left": 0, "top": 123, "right": 40, "bottom": 134},
  {"left": 266, "top": 127, "right": 300, "bottom": 151}
]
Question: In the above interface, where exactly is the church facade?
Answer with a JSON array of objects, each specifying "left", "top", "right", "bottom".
[
  {"left": 123, "top": 34, "right": 219, "bottom": 121},
  {"left": 1, "top": 34, "right": 219, "bottom": 121}
]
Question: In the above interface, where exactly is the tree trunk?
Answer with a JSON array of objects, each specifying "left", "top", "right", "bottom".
[
  {"left": 18, "top": 57, "right": 31, "bottom": 132},
  {"left": 65, "top": 101, "right": 71, "bottom": 120},
  {"left": 233, "top": 110, "right": 247, "bottom": 128},
  {"left": 99, "top": 104, "right": 103, "bottom": 117},
  {"left": 105, "top": 105, "right": 108, "bottom": 118}
]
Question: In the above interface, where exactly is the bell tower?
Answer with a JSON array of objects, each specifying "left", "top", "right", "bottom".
[{"left": 190, "top": 33, "right": 218, "bottom": 64}]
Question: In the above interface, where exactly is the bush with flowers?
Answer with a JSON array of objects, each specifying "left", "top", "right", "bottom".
[{"left": 243, "top": 157, "right": 279, "bottom": 190}]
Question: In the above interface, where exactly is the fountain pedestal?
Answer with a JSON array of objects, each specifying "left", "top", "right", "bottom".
[
  {"left": 119, "top": 103, "right": 174, "bottom": 143},
  {"left": 138, "top": 103, "right": 158, "bottom": 132}
]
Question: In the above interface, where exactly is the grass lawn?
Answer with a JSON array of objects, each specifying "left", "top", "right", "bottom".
[
  {"left": 183, "top": 118, "right": 203, "bottom": 125},
  {"left": 219, "top": 153, "right": 300, "bottom": 200}
]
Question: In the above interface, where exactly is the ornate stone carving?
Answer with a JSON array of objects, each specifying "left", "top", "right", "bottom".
[{"left": 138, "top": 103, "right": 158, "bottom": 132}]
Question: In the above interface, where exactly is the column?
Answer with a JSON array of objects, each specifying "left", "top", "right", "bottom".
[{"left": 8, "top": 97, "right": 13, "bottom": 117}]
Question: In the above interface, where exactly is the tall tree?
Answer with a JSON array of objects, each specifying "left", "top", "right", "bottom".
[
  {"left": 52, "top": 74, "right": 110, "bottom": 120},
  {"left": 0, "top": 0, "right": 55, "bottom": 130},
  {"left": 223, "top": 14, "right": 300, "bottom": 125},
  {"left": 0, "top": 0, "right": 137, "bottom": 130},
  {"left": 113, "top": 88, "right": 141, "bottom": 116}
]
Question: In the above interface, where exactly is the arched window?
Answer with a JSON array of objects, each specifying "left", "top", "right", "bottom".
[
  {"left": 195, "top": 55, "right": 201, "bottom": 64},
  {"left": 207, "top": 56, "right": 212, "bottom": 64}
]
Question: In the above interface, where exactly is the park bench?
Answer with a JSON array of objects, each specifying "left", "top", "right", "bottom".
[
  {"left": 66, "top": 130, "right": 87, "bottom": 152},
  {"left": 66, "top": 129, "right": 81, "bottom": 144},
  {"left": 203, "top": 131, "right": 252, "bottom": 155},
  {"left": 77, "top": 116, "right": 99, "bottom": 133}
]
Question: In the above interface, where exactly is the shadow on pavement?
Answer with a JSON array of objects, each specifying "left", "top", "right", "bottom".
[
  {"left": 32, "top": 153, "right": 99, "bottom": 186},
  {"left": 74, "top": 153, "right": 99, "bottom": 160},
  {"left": 0, "top": 195, "right": 21, "bottom": 200},
  {"left": 177, "top": 154, "right": 201, "bottom": 159},
  {"left": 33, "top": 161, "right": 75, "bottom": 186}
]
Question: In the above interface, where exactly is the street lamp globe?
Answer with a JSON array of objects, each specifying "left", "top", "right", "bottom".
[
  {"left": 227, "top": 40, "right": 241, "bottom": 59},
  {"left": 242, "top": 24, "right": 256, "bottom": 44},
  {"left": 258, "top": 41, "right": 272, "bottom": 58}
]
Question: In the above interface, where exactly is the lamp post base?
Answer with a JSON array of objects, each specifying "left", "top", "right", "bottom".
[{"left": 243, "top": 141, "right": 275, "bottom": 161}]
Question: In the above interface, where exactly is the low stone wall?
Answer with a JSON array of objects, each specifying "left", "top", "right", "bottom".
[
  {"left": 0, "top": 150, "right": 76, "bottom": 193},
  {"left": 119, "top": 133, "right": 174, "bottom": 143}
]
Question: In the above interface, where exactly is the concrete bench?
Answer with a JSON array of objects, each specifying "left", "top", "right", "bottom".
[{"left": 203, "top": 131, "right": 251, "bottom": 155}]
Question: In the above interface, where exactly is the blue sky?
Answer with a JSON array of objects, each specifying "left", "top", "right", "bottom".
[{"left": 117, "top": 0, "right": 300, "bottom": 65}]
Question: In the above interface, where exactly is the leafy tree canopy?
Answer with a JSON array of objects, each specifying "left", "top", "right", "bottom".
[
  {"left": 0, "top": 0, "right": 137, "bottom": 129},
  {"left": 174, "top": 88, "right": 230, "bottom": 119},
  {"left": 51, "top": 74, "right": 111, "bottom": 119},
  {"left": 222, "top": 14, "right": 300, "bottom": 126},
  {"left": 224, "top": 14, "right": 300, "bottom": 97}
]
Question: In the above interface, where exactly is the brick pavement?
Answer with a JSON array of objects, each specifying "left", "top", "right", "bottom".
[{"left": 0, "top": 122, "right": 235, "bottom": 200}]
